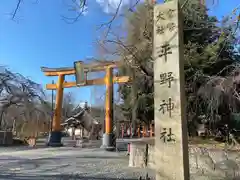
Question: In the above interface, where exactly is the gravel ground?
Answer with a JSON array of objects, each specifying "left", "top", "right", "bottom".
[
  {"left": 1, "top": 138, "right": 239, "bottom": 180},
  {"left": 0, "top": 147, "right": 155, "bottom": 180}
]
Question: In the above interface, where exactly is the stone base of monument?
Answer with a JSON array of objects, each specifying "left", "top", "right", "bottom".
[
  {"left": 129, "top": 142, "right": 240, "bottom": 179},
  {"left": 128, "top": 142, "right": 155, "bottom": 168},
  {"left": 128, "top": 142, "right": 146, "bottom": 168}
]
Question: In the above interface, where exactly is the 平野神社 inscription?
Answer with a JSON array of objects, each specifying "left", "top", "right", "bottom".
[
  {"left": 157, "top": 43, "right": 172, "bottom": 62},
  {"left": 160, "top": 128, "right": 176, "bottom": 143},
  {"left": 159, "top": 72, "right": 174, "bottom": 88},
  {"left": 154, "top": 1, "right": 189, "bottom": 180},
  {"left": 158, "top": 98, "right": 174, "bottom": 117}
]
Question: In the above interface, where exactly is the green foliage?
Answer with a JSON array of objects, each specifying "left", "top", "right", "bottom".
[{"left": 117, "top": 1, "right": 240, "bottom": 127}]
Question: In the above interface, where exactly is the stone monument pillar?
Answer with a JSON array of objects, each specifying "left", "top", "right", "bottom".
[{"left": 153, "top": 1, "right": 189, "bottom": 180}]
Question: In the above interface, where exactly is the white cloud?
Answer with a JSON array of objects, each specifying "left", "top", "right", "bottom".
[
  {"left": 95, "top": 0, "right": 144, "bottom": 14},
  {"left": 76, "top": 0, "right": 88, "bottom": 16},
  {"left": 81, "top": 6, "right": 88, "bottom": 16}
]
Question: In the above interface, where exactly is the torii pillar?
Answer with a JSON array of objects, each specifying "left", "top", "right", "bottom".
[
  {"left": 101, "top": 66, "right": 115, "bottom": 151},
  {"left": 47, "top": 74, "right": 64, "bottom": 146}
]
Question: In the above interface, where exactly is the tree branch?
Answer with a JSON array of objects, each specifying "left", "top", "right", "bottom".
[{"left": 12, "top": 0, "right": 23, "bottom": 20}]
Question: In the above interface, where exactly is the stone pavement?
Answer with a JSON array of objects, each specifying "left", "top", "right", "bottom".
[
  {"left": 0, "top": 147, "right": 155, "bottom": 180},
  {"left": 1, "top": 139, "right": 240, "bottom": 180}
]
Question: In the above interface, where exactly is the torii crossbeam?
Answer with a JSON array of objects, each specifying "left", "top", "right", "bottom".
[{"left": 41, "top": 61, "right": 130, "bottom": 149}]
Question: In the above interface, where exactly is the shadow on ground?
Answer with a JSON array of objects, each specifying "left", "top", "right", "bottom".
[
  {"left": 0, "top": 173, "right": 141, "bottom": 180},
  {"left": 0, "top": 173, "right": 240, "bottom": 180}
]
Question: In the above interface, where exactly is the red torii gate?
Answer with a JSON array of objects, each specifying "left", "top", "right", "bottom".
[{"left": 41, "top": 61, "right": 130, "bottom": 149}]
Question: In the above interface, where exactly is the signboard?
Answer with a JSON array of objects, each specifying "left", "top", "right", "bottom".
[{"left": 74, "top": 61, "right": 86, "bottom": 86}]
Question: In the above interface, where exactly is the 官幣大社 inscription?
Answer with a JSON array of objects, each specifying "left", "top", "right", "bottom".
[
  {"left": 156, "top": 25, "right": 165, "bottom": 34},
  {"left": 166, "top": 22, "right": 176, "bottom": 32},
  {"left": 156, "top": 8, "right": 176, "bottom": 22},
  {"left": 156, "top": 23, "right": 176, "bottom": 35},
  {"left": 156, "top": 11, "right": 165, "bottom": 22},
  {"left": 166, "top": 9, "right": 176, "bottom": 19},
  {"left": 155, "top": 8, "right": 177, "bottom": 35}
]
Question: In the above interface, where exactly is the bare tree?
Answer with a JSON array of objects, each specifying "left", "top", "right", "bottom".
[
  {"left": 0, "top": 66, "right": 46, "bottom": 136},
  {"left": 62, "top": 92, "right": 76, "bottom": 120},
  {"left": 8, "top": 0, "right": 145, "bottom": 33},
  {"left": 94, "top": 0, "right": 240, "bottom": 132}
]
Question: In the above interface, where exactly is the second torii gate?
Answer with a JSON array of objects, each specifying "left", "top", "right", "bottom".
[{"left": 41, "top": 61, "right": 130, "bottom": 149}]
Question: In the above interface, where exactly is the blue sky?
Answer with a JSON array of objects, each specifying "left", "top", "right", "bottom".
[{"left": 0, "top": 0, "right": 239, "bottom": 106}]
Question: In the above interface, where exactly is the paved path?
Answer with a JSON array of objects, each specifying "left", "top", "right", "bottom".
[
  {"left": 0, "top": 147, "right": 155, "bottom": 180},
  {"left": 1, "top": 138, "right": 240, "bottom": 179}
]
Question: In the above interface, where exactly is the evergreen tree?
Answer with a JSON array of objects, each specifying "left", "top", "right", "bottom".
[{"left": 117, "top": 1, "right": 239, "bottom": 129}]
